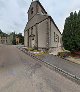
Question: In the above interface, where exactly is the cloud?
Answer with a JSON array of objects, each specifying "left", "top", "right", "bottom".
[
  {"left": 41, "top": 0, "right": 80, "bottom": 32},
  {"left": 0, "top": 0, "right": 29, "bottom": 34},
  {"left": 0, "top": 0, "right": 80, "bottom": 34}
]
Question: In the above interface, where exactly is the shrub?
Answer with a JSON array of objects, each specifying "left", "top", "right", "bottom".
[
  {"left": 58, "top": 51, "right": 70, "bottom": 58},
  {"left": 28, "top": 48, "right": 34, "bottom": 51}
]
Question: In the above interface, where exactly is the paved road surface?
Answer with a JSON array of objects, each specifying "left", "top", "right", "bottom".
[
  {"left": 39, "top": 54, "right": 80, "bottom": 78},
  {"left": 0, "top": 45, "right": 80, "bottom": 92}
]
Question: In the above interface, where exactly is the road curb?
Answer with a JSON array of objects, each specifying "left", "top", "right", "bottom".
[{"left": 18, "top": 47, "right": 80, "bottom": 85}]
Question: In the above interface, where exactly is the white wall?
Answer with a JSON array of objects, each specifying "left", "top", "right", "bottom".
[
  {"left": 24, "top": 31, "right": 28, "bottom": 47},
  {"left": 50, "top": 21, "right": 62, "bottom": 48},
  {"left": 31, "top": 26, "right": 36, "bottom": 47},
  {"left": 38, "top": 19, "right": 48, "bottom": 48}
]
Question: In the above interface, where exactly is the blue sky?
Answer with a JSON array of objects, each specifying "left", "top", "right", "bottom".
[{"left": 0, "top": 0, "right": 80, "bottom": 34}]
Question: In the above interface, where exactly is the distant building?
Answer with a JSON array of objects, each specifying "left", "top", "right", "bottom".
[
  {"left": 0, "top": 32, "right": 24, "bottom": 45},
  {"left": 0, "top": 34, "right": 14, "bottom": 45},
  {"left": 16, "top": 37, "right": 20, "bottom": 45},
  {"left": 0, "top": 36, "right": 8, "bottom": 44},
  {"left": 8, "top": 33, "right": 15, "bottom": 45}
]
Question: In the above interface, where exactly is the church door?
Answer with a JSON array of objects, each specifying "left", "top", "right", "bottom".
[{"left": 31, "top": 37, "right": 35, "bottom": 48}]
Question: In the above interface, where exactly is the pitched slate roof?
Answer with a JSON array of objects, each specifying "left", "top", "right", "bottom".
[
  {"left": 36, "top": 0, "right": 61, "bottom": 34},
  {"left": 48, "top": 16, "right": 61, "bottom": 34},
  {"left": 36, "top": 0, "right": 47, "bottom": 14}
]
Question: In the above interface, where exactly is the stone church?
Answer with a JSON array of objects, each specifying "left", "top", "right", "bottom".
[{"left": 24, "top": 0, "right": 62, "bottom": 51}]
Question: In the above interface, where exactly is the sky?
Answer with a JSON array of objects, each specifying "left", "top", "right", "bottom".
[{"left": 0, "top": 0, "right": 80, "bottom": 35}]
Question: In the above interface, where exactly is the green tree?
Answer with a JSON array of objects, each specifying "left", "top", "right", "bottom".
[
  {"left": 62, "top": 11, "right": 80, "bottom": 52},
  {"left": 12, "top": 32, "right": 16, "bottom": 45},
  {"left": 17, "top": 33, "right": 24, "bottom": 44},
  {"left": 0, "top": 29, "right": 8, "bottom": 37}
]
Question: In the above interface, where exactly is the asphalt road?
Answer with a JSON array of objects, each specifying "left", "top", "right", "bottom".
[
  {"left": 0, "top": 45, "right": 80, "bottom": 92},
  {"left": 41, "top": 54, "right": 80, "bottom": 78}
]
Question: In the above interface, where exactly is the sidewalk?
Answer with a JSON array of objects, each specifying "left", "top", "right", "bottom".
[
  {"left": 65, "top": 56, "right": 80, "bottom": 64},
  {"left": 36, "top": 54, "right": 80, "bottom": 78}
]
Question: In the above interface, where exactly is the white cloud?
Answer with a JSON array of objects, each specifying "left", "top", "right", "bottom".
[
  {"left": 0, "top": 0, "right": 29, "bottom": 34},
  {"left": 0, "top": 0, "right": 80, "bottom": 34}
]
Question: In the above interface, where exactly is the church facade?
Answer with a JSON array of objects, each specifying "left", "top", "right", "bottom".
[{"left": 24, "top": 0, "right": 62, "bottom": 51}]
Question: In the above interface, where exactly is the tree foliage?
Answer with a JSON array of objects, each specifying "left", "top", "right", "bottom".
[
  {"left": 12, "top": 32, "right": 16, "bottom": 45},
  {"left": 0, "top": 29, "right": 7, "bottom": 37},
  {"left": 12, "top": 32, "right": 24, "bottom": 45},
  {"left": 16, "top": 33, "right": 24, "bottom": 44},
  {"left": 62, "top": 11, "right": 80, "bottom": 52}
]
